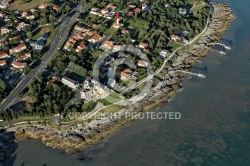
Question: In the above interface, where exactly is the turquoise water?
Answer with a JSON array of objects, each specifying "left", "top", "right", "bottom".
[{"left": 7, "top": 0, "right": 250, "bottom": 165}]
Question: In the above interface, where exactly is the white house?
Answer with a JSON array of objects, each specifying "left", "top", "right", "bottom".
[
  {"left": 62, "top": 77, "right": 79, "bottom": 89},
  {"left": 179, "top": 8, "right": 187, "bottom": 15},
  {"left": 159, "top": 49, "right": 170, "bottom": 58},
  {"left": 138, "top": 60, "right": 149, "bottom": 67}
]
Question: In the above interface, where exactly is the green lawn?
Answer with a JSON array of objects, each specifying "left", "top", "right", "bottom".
[
  {"left": 191, "top": 4, "right": 207, "bottom": 14},
  {"left": 82, "top": 101, "right": 96, "bottom": 111},
  {"left": 98, "top": 93, "right": 122, "bottom": 106},
  {"left": 99, "top": 105, "right": 124, "bottom": 113},
  {"left": 128, "top": 18, "right": 149, "bottom": 31},
  {"left": 167, "top": 41, "right": 182, "bottom": 52},
  {"left": 105, "top": 26, "right": 119, "bottom": 35},
  {"left": 8, "top": 0, "right": 51, "bottom": 11}
]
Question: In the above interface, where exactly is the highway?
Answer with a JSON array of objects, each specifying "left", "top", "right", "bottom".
[{"left": 0, "top": 3, "right": 83, "bottom": 112}]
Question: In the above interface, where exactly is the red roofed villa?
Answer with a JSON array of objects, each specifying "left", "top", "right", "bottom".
[{"left": 11, "top": 61, "right": 27, "bottom": 69}]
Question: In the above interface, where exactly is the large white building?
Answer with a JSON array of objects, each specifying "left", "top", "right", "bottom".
[
  {"left": 81, "top": 80, "right": 109, "bottom": 102},
  {"left": 62, "top": 77, "right": 79, "bottom": 89}
]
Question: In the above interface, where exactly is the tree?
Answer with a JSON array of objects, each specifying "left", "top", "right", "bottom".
[
  {"left": 26, "top": 32, "right": 33, "bottom": 39},
  {"left": 0, "top": 79, "right": 6, "bottom": 92},
  {"left": 40, "top": 17, "right": 48, "bottom": 25},
  {"left": 49, "top": 14, "right": 56, "bottom": 23}
]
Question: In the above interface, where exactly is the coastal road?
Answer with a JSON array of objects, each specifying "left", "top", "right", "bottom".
[{"left": 0, "top": 3, "right": 84, "bottom": 112}]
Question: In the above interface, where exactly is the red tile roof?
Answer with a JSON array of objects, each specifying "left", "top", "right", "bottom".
[
  {"left": 0, "top": 52, "right": 8, "bottom": 58},
  {"left": 0, "top": 60, "right": 7, "bottom": 66},
  {"left": 11, "top": 61, "right": 27, "bottom": 68}
]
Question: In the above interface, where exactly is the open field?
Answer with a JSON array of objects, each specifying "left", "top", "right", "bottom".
[
  {"left": 167, "top": 41, "right": 182, "bottom": 51},
  {"left": 99, "top": 93, "right": 122, "bottom": 106},
  {"left": 99, "top": 105, "right": 124, "bottom": 113},
  {"left": 8, "top": 0, "right": 50, "bottom": 11},
  {"left": 32, "top": 27, "right": 51, "bottom": 40}
]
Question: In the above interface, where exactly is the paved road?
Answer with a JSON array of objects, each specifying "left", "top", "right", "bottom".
[{"left": 0, "top": 3, "right": 83, "bottom": 112}]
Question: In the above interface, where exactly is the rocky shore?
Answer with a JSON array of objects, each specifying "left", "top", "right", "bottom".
[
  {"left": 5, "top": 2, "right": 236, "bottom": 160},
  {"left": 0, "top": 130, "right": 16, "bottom": 166}
]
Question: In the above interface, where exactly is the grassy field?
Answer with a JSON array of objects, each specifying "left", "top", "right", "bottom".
[
  {"left": 32, "top": 27, "right": 51, "bottom": 40},
  {"left": 188, "top": 0, "right": 205, "bottom": 5},
  {"left": 99, "top": 105, "right": 124, "bottom": 113},
  {"left": 167, "top": 41, "right": 182, "bottom": 52},
  {"left": 8, "top": 0, "right": 50, "bottom": 11},
  {"left": 191, "top": 4, "right": 207, "bottom": 14},
  {"left": 98, "top": 93, "right": 122, "bottom": 106},
  {"left": 128, "top": 18, "right": 149, "bottom": 32}
]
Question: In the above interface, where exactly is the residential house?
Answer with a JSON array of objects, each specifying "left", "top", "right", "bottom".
[
  {"left": 123, "top": 68, "right": 133, "bottom": 74},
  {"left": 88, "top": 33, "right": 102, "bottom": 43},
  {"left": 0, "top": 60, "right": 7, "bottom": 67},
  {"left": 26, "top": 15, "right": 35, "bottom": 20},
  {"left": 139, "top": 42, "right": 148, "bottom": 49},
  {"left": 53, "top": 5, "right": 60, "bottom": 12},
  {"left": 179, "top": 8, "right": 187, "bottom": 15},
  {"left": 30, "top": 8, "right": 37, "bottom": 13},
  {"left": 16, "top": 53, "right": 31, "bottom": 61},
  {"left": 0, "top": 28, "right": 10, "bottom": 35},
  {"left": 128, "top": 2, "right": 136, "bottom": 9},
  {"left": 21, "top": 11, "right": 28, "bottom": 17},
  {"left": 133, "top": 7, "right": 141, "bottom": 13},
  {"left": 38, "top": 3, "right": 48, "bottom": 10},
  {"left": 0, "top": 52, "right": 9, "bottom": 59},
  {"left": 138, "top": 60, "right": 149, "bottom": 67},
  {"left": 62, "top": 76, "right": 79, "bottom": 89},
  {"left": 101, "top": 8, "right": 109, "bottom": 15},
  {"left": 30, "top": 33, "right": 48, "bottom": 50},
  {"left": 113, "top": 45, "right": 121, "bottom": 52},
  {"left": 183, "top": 39, "right": 189, "bottom": 45},
  {"left": 11, "top": 61, "right": 27, "bottom": 69},
  {"left": 0, "top": 1, "right": 9, "bottom": 9},
  {"left": 121, "top": 29, "right": 129, "bottom": 34},
  {"left": 171, "top": 35, "right": 180, "bottom": 41},
  {"left": 9, "top": 44, "right": 27, "bottom": 54},
  {"left": 142, "top": 4, "right": 149, "bottom": 10},
  {"left": 17, "top": 22, "right": 27, "bottom": 31},
  {"left": 159, "top": 49, "right": 170, "bottom": 58},
  {"left": 91, "top": 7, "right": 98, "bottom": 12},
  {"left": 9, "top": 36, "right": 20, "bottom": 41},
  {"left": 74, "top": 25, "right": 89, "bottom": 32},
  {"left": 47, "top": 76, "right": 59, "bottom": 84},
  {"left": 107, "top": 3, "right": 117, "bottom": 11},
  {"left": 63, "top": 41, "right": 72, "bottom": 50},
  {"left": 120, "top": 72, "right": 129, "bottom": 80},
  {"left": 102, "top": 40, "right": 114, "bottom": 49},
  {"left": 75, "top": 42, "right": 85, "bottom": 52},
  {"left": 4, "top": 16, "right": 10, "bottom": 22},
  {"left": 120, "top": 68, "right": 133, "bottom": 80},
  {"left": 165, "top": 3, "right": 170, "bottom": 8}
]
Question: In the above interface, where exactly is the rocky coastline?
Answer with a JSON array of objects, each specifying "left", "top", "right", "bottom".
[{"left": 3, "top": 2, "right": 236, "bottom": 160}]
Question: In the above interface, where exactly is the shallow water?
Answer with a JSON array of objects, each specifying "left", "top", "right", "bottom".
[{"left": 6, "top": 0, "right": 250, "bottom": 165}]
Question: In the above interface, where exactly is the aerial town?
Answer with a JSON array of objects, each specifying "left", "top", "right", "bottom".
[
  {"left": 0, "top": 0, "right": 210, "bottom": 121},
  {"left": 0, "top": 0, "right": 238, "bottom": 164},
  {"left": 0, "top": 0, "right": 209, "bottom": 120}
]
